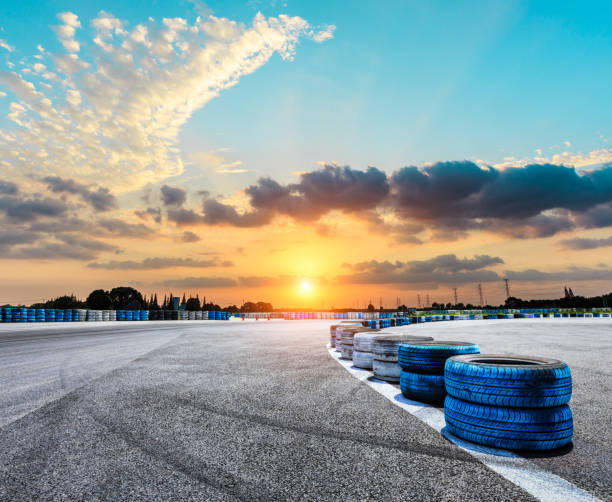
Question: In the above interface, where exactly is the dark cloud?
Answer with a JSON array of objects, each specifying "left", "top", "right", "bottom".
[
  {"left": 87, "top": 257, "right": 232, "bottom": 270},
  {"left": 167, "top": 208, "right": 204, "bottom": 226},
  {"left": 360, "top": 211, "right": 424, "bottom": 245},
  {"left": 575, "top": 203, "right": 612, "bottom": 229},
  {"left": 97, "top": 219, "right": 153, "bottom": 238},
  {"left": 0, "top": 181, "right": 18, "bottom": 195},
  {"left": 392, "top": 162, "right": 612, "bottom": 231},
  {"left": 160, "top": 185, "right": 187, "bottom": 206},
  {"left": 338, "top": 254, "right": 504, "bottom": 287},
  {"left": 160, "top": 276, "right": 238, "bottom": 288},
  {"left": 559, "top": 236, "right": 612, "bottom": 250},
  {"left": 202, "top": 199, "right": 273, "bottom": 227},
  {"left": 2, "top": 236, "right": 116, "bottom": 261},
  {"left": 180, "top": 231, "right": 201, "bottom": 243},
  {"left": 43, "top": 176, "right": 117, "bottom": 211},
  {"left": 0, "top": 230, "right": 39, "bottom": 247},
  {"left": 245, "top": 165, "right": 390, "bottom": 221},
  {"left": 135, "top": 207, "right": 162, "bottom": 224},
  {"left": 505, "top": 267, "right": 612, "bottom": 282},
  {"left": 0, "top": 195, "right": 68, "bottom": 221}
]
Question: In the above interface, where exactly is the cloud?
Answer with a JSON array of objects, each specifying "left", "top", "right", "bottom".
[
  {"left": 0, "top": 39, "right": 14, "bottom": 52},
  {"left": 310, "top": 25, "right": 336, "bottom": 43},
  {"left": 337, "top": 254, "right": 504, "bottom": 287},
  {"left": 179, "top": 230, "right": 201, "bottom": 242},
  {"left": 0, "top": 195, "right": 68, "bottom": 222},
  {"left": 505, "top": 267, "right": 612, "bottom": 282},
  {"left": 87, "top": 256, "right": 232, "bottom": 269},
  {"left": 0, "top": 11, "right": 328, "bottom": 191},
  {"left": 0, "top": 230, "right": 39, "bottom": 247},
  {"left": 559, "top": 236, "right": 612, "bottom": 250},
  {"left": 160, "top": 184, "right": 187, "bottom": 206},
  {"left": 245, "top": 165, "right": 390, "bottom": 221},
  {"left": 2, "top": 234, "right": 117, "bottom": 261},
  {"left": 202, "top": 199, "right": 273, "bottom": 227},
  {"left": 0, "top": 181, "right": 18, "bottom": 195},
  {"left": 97, "top": 218, "right": 153, "bottom": 238},
  {"left": 43, "top": 176, "right": 117, "bottom": 211},
  {"left": 135, "top": 207, "right": 162, "bottom": 224},
  {"left": 160, "top": 276, "right": 238, "bottom": 287},
  {"left": 167, "top": 207, "right": 204, "bottom": 226}
]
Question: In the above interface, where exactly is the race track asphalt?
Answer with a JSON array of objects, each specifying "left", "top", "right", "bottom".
[{"left": 0, "top": 319, "right": 609, "bottom": 501}]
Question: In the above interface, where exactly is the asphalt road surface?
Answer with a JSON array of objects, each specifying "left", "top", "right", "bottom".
[{"left": 0, "top": 319, "right": 610, "bottom": 501}]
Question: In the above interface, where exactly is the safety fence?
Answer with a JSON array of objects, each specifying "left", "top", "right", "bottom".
[{"left": 0, "top": 308, "right": 232, "bottom": 323}]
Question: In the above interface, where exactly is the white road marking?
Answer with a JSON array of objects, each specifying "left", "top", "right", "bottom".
[{"left": 329, "top": 347, "right": 601, "bottom": 502}]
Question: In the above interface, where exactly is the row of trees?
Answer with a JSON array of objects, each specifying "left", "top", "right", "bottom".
[{"left": 18, "top": 287, "right": 274, "bottom": 311}]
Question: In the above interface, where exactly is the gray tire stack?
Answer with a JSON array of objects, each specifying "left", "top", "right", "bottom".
[
  {"left": 195, "top": 311, "right": 203, "bottom": 320},
  {"left": 77, "top": 309, "right": 87, "bottom": 322},
  {"left": 188, "top": 311, "right": 195, "bottom": 320},
  {"left": 372, "top": 334, "right": 434, "bottom": 382},
  {"left": 353, "top": 332, "right": 383, "bottom": 369},
  {"left": 102, "top": 310, "right": 110, "bottom": 321},
  {"left": 339, "top": 327, "right": 379, "bottom": 360},
  {"left": 110, "top": 310, "right": 117, "bottom": 321},
  {"left": 329, "top": 325, "right": 342, "bottom": 348}
]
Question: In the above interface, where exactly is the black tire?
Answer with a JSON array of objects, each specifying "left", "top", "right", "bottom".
[
  {"left": 444, "top": 395, "right": 573, "bottom": 451},
  {"left": 398, "top": 341, "right": 480, "bottom": 373},
  {"left": 400, "top": 370, "right": 446, "bottom": 403},
  {"left": 445, "top": 354, "right": 572, "bottom": 408}
]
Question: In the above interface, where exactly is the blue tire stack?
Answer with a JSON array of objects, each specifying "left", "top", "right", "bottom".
[
  {"left": 26, "top": 308, "right": 36, "bottom": 322},
  {"left": 444, "top": 354, "right": 573, "bottom": 450},
  {"left": 398, "top": 341, "right": 480, "bottom": 404},
  {"left": 35, "top": 309, "right": 45, "bottom": 322},
  {"left": 55, "top": 309, "right": 64, "bottom": 322},
  {"left": 45, "top": 309, "right": 55, "bottom": 322},
  {"left": 139, "top": 310, "right": 148, "bottom": 321}
]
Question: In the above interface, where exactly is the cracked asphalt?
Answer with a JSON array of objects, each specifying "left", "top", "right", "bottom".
[{"left": 0, "top": 319, "right": 609, "bottom": 501}]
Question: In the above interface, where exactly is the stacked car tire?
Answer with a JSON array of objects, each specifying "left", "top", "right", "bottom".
[
  {"left": 339, "top": 327, "right": 379, "bottom": 360},
  {"left": 371, "top": 334, "right": 434, "bottom": 382},
  {"left": 398, "top": 341, "right": 480, "bottom": 404},
  {"left": 444, "top": 354, "right": 574, "bottom": 450},
  {"left": 353, "top": 331, "right": 384, "bottom": 369}
]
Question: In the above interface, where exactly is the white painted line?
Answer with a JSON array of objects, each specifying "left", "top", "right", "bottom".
[{"left": 328, "top": 347, "right": 601, "bottom": 502}]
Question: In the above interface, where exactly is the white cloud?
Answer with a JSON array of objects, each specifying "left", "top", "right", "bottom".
[
  {"left": 564, "top": 140, "right": 571, "bottom": 147},
  {"left": 0, "top": 39, "right": 13, "bottom": 52},
  {"left": 0, "top": 91, "right": 6, "bottom": 98},
  {"left": 311, "top": 24, "right": 336, "bottom": 43},
  {"left": 55, "top": 11, "right": 81, "bottom": 53},
  {"left": 492, "top": 148, "right": 612, "bottom": 169},
  {"left": 0, "top": 11, "right": 327, "bottom": 191}
]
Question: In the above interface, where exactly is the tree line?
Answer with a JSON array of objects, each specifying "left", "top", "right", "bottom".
[{"left": 5, "top": 287, "right": 274, "bottom": 312}]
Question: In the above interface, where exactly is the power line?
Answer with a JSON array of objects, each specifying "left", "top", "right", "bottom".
[
  {"left": 453, "top": 287, "right": 458, "bottom": 305},
  {"left": 477, "top": 284, "right": 484, "bottom": 307},
  {"left": 504, "top": 278, "right": 511, "bottom": 299}
]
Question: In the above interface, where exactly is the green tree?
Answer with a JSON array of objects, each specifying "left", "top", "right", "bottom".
[
  {"left": 109, "top": 287, "right": 145, "bottom": 310},
  {"left": 185, "top": 297, "right": 201, "bottom": 311},
  {"left": 86, "top": 289, "right": 112, "bottom": 309}
]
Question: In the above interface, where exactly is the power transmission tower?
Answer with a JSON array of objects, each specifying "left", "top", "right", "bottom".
[
  {"left": 417, "top": 294, "right": 422, "bottom": 309},
  {"left": 503, "top": 278, "right": 511, "bottom": 299},
  {"left": 478, "top": 284, "right": 484, "bottom": 307},
  {"left": 453, "top": 287, "right": 458, "bottom": 305},
  {"left": 425, "top": 294, "right": 430, "bottom": 307}
]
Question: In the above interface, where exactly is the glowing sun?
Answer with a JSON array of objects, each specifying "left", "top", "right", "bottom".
[{"left": 299, "top": 280, "right": 313, "bottom": 294}]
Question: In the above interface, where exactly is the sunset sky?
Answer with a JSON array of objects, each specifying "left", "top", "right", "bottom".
[{"left": 1, "top": 0, "right": 611, "bottom": 308}]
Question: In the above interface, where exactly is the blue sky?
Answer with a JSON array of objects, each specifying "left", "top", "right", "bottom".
[{"left": 1, "top": 0, "right": 610, "bottom": 190}]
